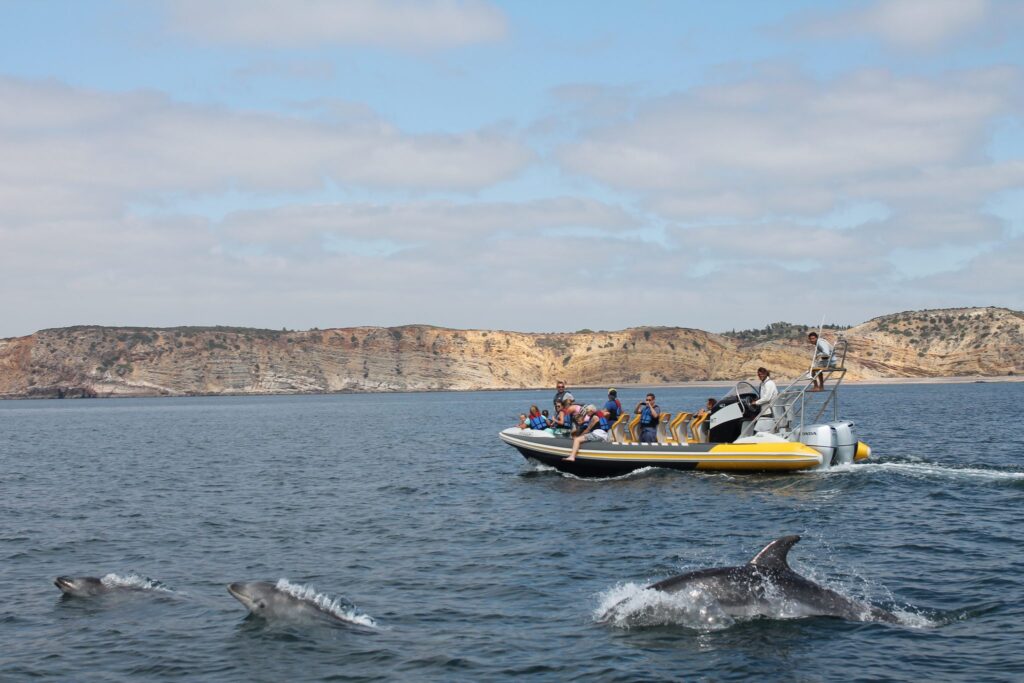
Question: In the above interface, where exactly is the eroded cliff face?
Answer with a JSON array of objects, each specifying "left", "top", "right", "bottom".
[{"left": 0, "top": 307, "right": 1021, "bottom": 398}]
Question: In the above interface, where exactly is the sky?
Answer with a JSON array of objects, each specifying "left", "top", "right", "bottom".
[{"left": 1, "top": 0, "right": 1022, "bottom": 337}]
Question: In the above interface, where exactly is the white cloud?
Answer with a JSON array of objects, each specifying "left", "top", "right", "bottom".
[
  {"left": 560, "top": 68, "right": 1018, "bottom": 196},
  {"left": 168, "top": 0, "right": 507, "bottom": 50},
  {"left": 798, "top": 0, "right": 995, "bottom": 50},
  {"left": 219, "top": 197, "right": 638, "bottom": 244},
  {"left": 557, "top": 68, "right": 1023, "bottom": 252},
  {"left": 0, "top": 77, "right": 532, "bottom": 221},
  {"left": 913, "top": 237, "right": 1024, "bottom": 298}
]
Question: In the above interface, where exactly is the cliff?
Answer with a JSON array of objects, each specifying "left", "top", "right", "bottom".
[{"left": 0, "top": 307, "right": 1021, "bottom": 398}]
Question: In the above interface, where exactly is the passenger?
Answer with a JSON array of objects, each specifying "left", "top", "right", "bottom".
[
  {"left": 634, "top": 393, "right": 661, "bottom": 443},
  {"left": 552, "top": 400, "right": 573, "bottom": 436},
  {"left": 565, "top": 404, "right": 611, "bottom": 461},
  {"left": 603, "top": 388, "right": 622, "bottom": 422},
  {"left": 566, "top": 398, "right": 582, "bottom": 421},
  {"left": 694, "top": 398, "right": 716, "bottom": 442},
  {"left": 527, "top": 405, "right": 548, "bottom": 431},
  {"left": 517, "top": 413, "right": 529, "bottom": 429},
  {"left": 807, "top": 332, "right": 836, "bottom": 391},
  {"left": 696, "top": 397, "right": 716, "bottom": 417},
  {"left": 553, "top": 380, "right": 573, "bottom": 411},
  {"left": 753, "top": 367, "right": 778, "bottom": 411}
]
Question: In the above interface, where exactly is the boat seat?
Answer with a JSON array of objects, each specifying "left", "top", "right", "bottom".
[
  {"left": 667, "top": 412, "right": 692, "bottom": 444},
  {"left": 655, "top": 412, "right": 672, "bottom": 443},
  {"left": 689, "top": 411, "right": 710, "bottom": 443},
  {"left": 627, "top": 414, "right": 641, "bottom": 442},
  {"left": 609, "top": 414, "right": 632, "bottom": 443}
]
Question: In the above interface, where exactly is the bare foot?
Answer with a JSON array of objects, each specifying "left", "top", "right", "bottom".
[{"left": 565, "top": 455, "right": 576, "bottom": 462}]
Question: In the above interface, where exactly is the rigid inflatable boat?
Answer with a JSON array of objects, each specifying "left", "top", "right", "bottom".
[{"left": 499, "top": 338, "right": 869, "bottom": 477}]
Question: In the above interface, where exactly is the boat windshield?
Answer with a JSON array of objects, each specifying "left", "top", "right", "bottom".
[{"left": 719, "top": 381, "right": 758, "bottom": 404}]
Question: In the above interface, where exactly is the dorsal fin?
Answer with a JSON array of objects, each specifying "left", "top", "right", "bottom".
[{"left": 748, "top": 535, "right": 800, "bottom": 569}]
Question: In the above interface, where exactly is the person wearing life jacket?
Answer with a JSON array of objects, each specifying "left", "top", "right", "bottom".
[
  {"left": 603, "top": 388, "right": 622, "bottom": 422},
  {"left": 634, "top": 393, "right": 661, "bottom": 443},
  {"left": 551, "top": 401, "right": 572, "bottom": 436},
  {"left": 527, "top": 405, "right": 549, "bottom": 431},
  {"left": 565, "top": 404, "right": 610, "bottom": 462}
]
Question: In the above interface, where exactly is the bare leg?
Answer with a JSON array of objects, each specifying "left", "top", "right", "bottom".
[{"left": 567, "top": 435, "right": 584, "bottom": 461}]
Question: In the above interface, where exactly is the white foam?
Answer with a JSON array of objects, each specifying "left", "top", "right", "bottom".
[
  {"left": 596, "top": 575, "right": 934, "bottom": 629},
  {"left": 826, "top": 461, "right": 1024, "bottom": 481},
  {"left": 594, "top": 582, "right": 734, "bottom": 631},
  {"left": 275, "top": 578, "right": 378, "bottom": 628},
  {"left": 99, "top": 572, "right": 172, "bottom": 592},
  {"left": 554, "top": 466, "right": 661, "bottom": 482}
]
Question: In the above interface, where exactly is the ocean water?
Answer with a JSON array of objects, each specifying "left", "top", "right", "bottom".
[{"left": 1, "top": 383, "right": 1023, "bottom": 681}]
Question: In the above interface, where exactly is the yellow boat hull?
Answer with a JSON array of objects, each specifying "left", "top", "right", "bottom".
[{"left": 497, "top": 430, "right": 854, "bottom": 476}]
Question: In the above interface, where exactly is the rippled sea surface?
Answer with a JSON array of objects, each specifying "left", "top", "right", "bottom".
[{"left": 2, "top": 383, "right": 1023, "bottom": 681}]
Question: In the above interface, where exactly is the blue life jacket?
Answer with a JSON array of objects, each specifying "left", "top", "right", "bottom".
[
  {"left": 529, "top": 415, "right": 548, "bottom": 430},
  {"left": 597, "top": 412, "right": 612, "bottom": 431},
  {"left": 604, "top": 399, "right": 621, "bottom": 421},
  {"left": 640, "top": 405, "right": 659, "bottom": 427}
]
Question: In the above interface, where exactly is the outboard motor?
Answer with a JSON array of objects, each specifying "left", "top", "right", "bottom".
[
  {"left": 798, "top": 424, "right": 836, "bottom": 467},
  {"left": 829, "top": 420, "right": 857, "bottom": 466}
]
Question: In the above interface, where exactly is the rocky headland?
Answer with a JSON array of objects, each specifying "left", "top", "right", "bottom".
[{"left": 0, "top": 307, "right": 1021, "bottom": 399}]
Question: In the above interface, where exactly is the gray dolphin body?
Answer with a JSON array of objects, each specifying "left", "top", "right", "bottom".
[
  {"left": 642, "top": 535, "right": 899, "bottom": 624},
  {"left": 227, "top": 581, "right": 367, "bottom": 626}
]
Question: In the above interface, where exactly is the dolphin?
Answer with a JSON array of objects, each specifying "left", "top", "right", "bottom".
[
  {"left": 612, "top": 535, "right": 899, "bottom": 624},
  {"left": 55, "top": 574, "right": 169, "bottom": 598},
  {"left": 54, "top": 576, "right": 124, "bottom": 597},
  {"left": 227, "top": 581, "right": 375, "bottom": 627},
  {"left": 55, "top": 576, "right": 116, "bottom": 597}
]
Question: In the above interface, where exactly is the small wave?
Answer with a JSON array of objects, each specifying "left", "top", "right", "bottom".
[
  {"left": 565, "top": 466, "right": 662, "bottom": 482},
  {"left": 888, "top": 606, "right": 943, "bottom": 629},
  {"left": 827, "top": 461, "right": 1024, "bottom": 482},
  {"left": 100, "top": 573, "right": 173, "bottom": 592},
  {"left": 275, "top": 579, "right": 378, "bottom": 628},
  {"left": 594, "top": 582, "right": 734, "bottom": 631},
  {"left": 523, "top": 462, "right": 661, "bottom": 482}
]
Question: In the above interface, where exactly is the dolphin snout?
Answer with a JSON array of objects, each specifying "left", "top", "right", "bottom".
[{"left": 54, "top": 576, "right": 73, "bottom": 591}]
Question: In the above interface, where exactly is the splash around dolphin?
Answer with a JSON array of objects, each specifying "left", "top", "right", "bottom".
[
  {"left": 54, "top": 573, "right": 168, "bottom": 597},
  {"left": 227, "top": 580, "right": 378, "bottom": 628},
  {"left": 601, "top": 535, "right": 900, "bottom": 627}
]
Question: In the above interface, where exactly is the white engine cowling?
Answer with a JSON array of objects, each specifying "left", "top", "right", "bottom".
[
  {"left": 798, "top": 424, "right": 836, "bottom": 466},
  {"left": 829, "top": 420, "right": 857, "bottom": 466}
]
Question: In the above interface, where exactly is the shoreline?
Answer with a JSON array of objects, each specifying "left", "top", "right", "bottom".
[{"left": 1, "top": 374, "right": 1020, "bottom": 401}]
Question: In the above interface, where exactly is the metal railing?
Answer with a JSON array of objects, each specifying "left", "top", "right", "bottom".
[{"left": 739, "top": 336, "right": 849, "bottom": 438}]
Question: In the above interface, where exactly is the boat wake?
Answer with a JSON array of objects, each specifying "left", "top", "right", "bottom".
[
  {"left": 275, "top": 579, "right": 379, "bottom": 629},
  {"left": 522, "top": 461, "right": 663, "bottom": 482},
  {"left": 825, "top": 460, "right": 1024, "bottom": 483}
]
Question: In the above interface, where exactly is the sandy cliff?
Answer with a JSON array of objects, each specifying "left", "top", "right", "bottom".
[{"left": 0, "top": 307, "right": 1021, "bottom": 398}]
